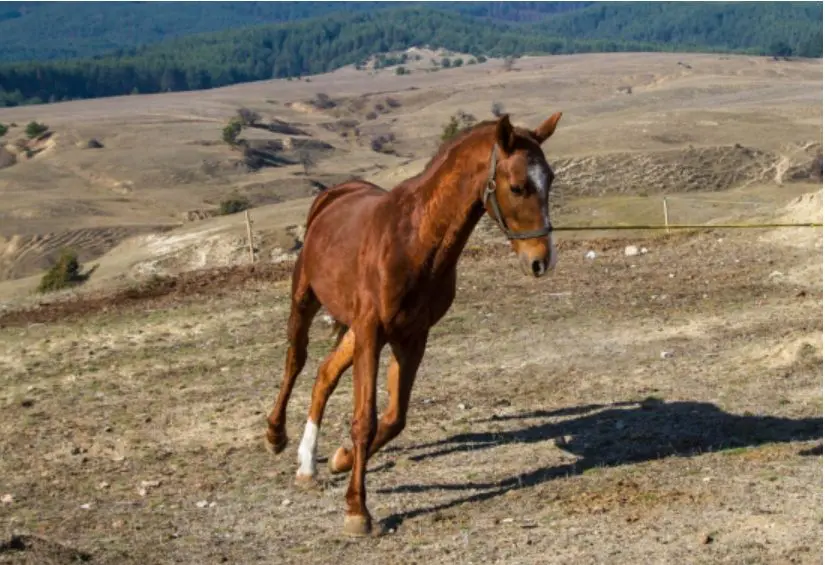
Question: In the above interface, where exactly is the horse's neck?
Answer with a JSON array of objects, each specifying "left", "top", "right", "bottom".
[{"left": 407, "top": 137, "right": 490, "bottom": 273}]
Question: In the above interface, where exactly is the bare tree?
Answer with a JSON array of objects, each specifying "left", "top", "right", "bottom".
[
  {"left": 299, "top": 150, "right": 316, "bottom": 175},
  {"left": 237, "top": 107, "right": 261, "bottom": 126}
]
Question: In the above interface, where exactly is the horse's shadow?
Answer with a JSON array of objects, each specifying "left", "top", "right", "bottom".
[{"left": 374, "top": 398, "right": 822, "bottom": 530}]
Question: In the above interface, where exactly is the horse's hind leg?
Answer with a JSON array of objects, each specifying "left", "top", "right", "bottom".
[
  {"left": 295, "top": 326, "right": 354, "bottom": 483},
  {"left": 265, "top": 264, "right": 320, "bottom": 454},
  {"left": 329, "top": 334, "right": 427, "bottom": 474}
]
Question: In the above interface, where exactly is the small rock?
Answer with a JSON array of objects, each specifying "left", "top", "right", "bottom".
[
  {"left": 80, "top": 503, "right": 92, "bottom": 510},
  {"left": 585, "top": 250, "right": 597, "bottom": 260},
  {"left": 138, "top": 488, "right": 148, "bottom": 497},
  {"left": 641, "top": 247, "right": 649, "bottom": 254},
  {"left": 501, "top": 518, "right": 514, "bottom": 524},
  {"left": 1, "top": 494, "right": 13, "bottom": 504},
  {"left": 209, "top": 501, "right": 217, "bottom": 508},
  {"left": 668, "top": 273, "right": 675, "bottom": 278},
  {"left": 457, "top": 403, "right": 467, "bottom": 410},
  {"left": 97, "top": 482, "right": 110, "bottom": 490},
  {"left": 141, "top": 480, "right": 161, "bottom": 488},
  {"left": 701, "top": 533, "right": 714, "bottom": 544},
  {"left": 660, "top": 351, "right": 674, "bottom": 359},
  {"left": 768, "top": 271, "right": 784, "bottom": 279},
  {"left": 196, "top": 500, "right": 209, "bottom": 508},
  {"left": 281, "top": 499, "right": 292, "bottom": 507},
  {"left": 624, "top": 245, "right": 640, "bottom": 257}
]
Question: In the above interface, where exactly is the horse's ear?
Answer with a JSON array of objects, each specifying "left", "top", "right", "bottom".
[
  {"left": 533, "top": 112, "right": 563, "bottom": 145},
  {"left": 495, "top": 114, "right": 515, "bottom": 153}
]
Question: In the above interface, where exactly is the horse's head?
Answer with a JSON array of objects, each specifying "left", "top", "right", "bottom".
[{"left": 482, "top": 112, "right": 562, "bottom": 278}]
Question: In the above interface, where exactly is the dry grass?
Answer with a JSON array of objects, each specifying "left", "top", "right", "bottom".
[{"left": 0, "top": 227, "right": 821, "bottom": 564}]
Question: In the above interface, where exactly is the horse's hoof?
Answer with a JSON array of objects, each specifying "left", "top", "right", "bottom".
[
  {"left": 294, "top": 472, "right": 318, "bottom": 489},
  {"left": 328, "top": 447, "right": 351, "bottom": 474},
  {"left": 266, "top": 431, "right": 289, "bottom": 455},
  {"left": 343, "top": 514, "right": 372, "bottom": 537}
]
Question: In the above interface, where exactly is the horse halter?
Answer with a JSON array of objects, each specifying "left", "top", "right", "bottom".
[{"left": 482, "top": 144, "right": 553, "bottom": 241}]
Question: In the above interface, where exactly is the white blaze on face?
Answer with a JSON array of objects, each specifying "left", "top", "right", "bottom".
[
  {"left": 296, "top": 419, "right": 319, "bottom": 477},
  {"left": 528, "top": 157, "right": 557, "bottom": 269}
]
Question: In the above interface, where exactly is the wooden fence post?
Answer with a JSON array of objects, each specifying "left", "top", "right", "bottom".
[{"left": 245, "top": 210, "right": 255, "bottom": 264}]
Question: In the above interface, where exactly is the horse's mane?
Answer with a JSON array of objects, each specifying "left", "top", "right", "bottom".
[{"left": 390, "top": 119, "right": 498, "bottom": 194}]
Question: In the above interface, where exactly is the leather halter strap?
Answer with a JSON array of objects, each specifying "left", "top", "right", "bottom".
[{"left": 482, "top": 144, "right": 552, "bottom": 241}]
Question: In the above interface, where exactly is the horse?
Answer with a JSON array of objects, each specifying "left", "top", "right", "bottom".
[{"left": 265, "top": 111, "right": 563, "bottom": 536}]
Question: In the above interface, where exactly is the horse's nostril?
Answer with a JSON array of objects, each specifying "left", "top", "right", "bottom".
[{"left": 531, "top": 259, "right": 544, "bottom": 276}]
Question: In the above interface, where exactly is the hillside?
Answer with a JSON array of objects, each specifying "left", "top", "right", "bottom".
[
  {"left": 0, "top": 51, "right": 820, "bottom": 301},
  {"left": 0, "top": 2, "right": 820, "bottom": 108}
]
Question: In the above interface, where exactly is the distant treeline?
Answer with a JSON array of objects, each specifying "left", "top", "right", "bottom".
[{"left": 0, "top": 3, "right": 820, "bottom": 108}]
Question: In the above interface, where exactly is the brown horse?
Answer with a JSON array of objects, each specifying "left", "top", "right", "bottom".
[{"left": 265, "top": 111, "right": 563, "bottom": 536}]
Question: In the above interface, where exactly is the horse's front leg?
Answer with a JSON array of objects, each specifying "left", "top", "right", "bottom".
[
  {"left": 343, "top": 320, "right": 384, "bottom": 536},
  {"left": 330, "top": 333, "right": 428, "bottom": 474}
]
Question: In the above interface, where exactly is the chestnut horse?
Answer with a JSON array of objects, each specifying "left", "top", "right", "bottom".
[{"left": 265, "top": 112, "right": 563, "bottom": 536}]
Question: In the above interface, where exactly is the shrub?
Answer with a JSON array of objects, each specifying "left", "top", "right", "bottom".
[
  {"left": 385, "top": 97, "right": 401, "bottom": 109},
  {"left": 312, "top": 93, "right": 336, "bottom": 110},
  {"left": 0, "top": 123, "right": 7, "bottom": 137},
  {"left": 370, "top": 132, "right": 396, "bottom": 154},
  {"left": 222, "top": 118, "right": 242, "bottom": 146},
  {"left": 395, "top": 66, "right": 408, "bottom": 75},
  {"left": 237, "top": 107, "right": 261, "bottom": 126},
  {"left": 491, "top": 102, "right": 505, "bottom": 117},
  {"left": 219, "top": 196, "right": 251, "bottom": 215},
  {"left": 25, "top": 121, "right": 48, "bottom": 139},
  {"left": 37, "top": 249, "right": 91, "bottom": 293},
  {"left": 441, "top": 110, "right": 477, "bottom": 142}
]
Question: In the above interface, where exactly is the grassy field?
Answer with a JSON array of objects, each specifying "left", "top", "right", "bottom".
[{"left": 0, "top": 49, "right": 822, "bottom": 564}]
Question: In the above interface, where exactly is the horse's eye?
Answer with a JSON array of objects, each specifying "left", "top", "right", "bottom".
[{"left": 510, "top": 185, "right": 524, "bottom": 195}]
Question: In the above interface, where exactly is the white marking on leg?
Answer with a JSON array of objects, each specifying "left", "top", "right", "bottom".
[{"left": 296, "top": 419, "right": 318, "bottom": 478}]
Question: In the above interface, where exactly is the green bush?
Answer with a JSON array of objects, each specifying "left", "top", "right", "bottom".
[
  {"left": 222, "top": 117, "right": 242, "bottom": 145},
  {"left": 219, "top": 196, "right": 250, "bottom": 215},
  {"left": 25, "top": 121, "right": 48, "bottom": 139},
  {"left": 37, "top": 249, "right": 91, "bottom": 293},
  {"left": 0, "top": 123, "right": 7, "bottom": 137},
  {"left": 441, "top": 110, "right": 477, "bottom": 142}
]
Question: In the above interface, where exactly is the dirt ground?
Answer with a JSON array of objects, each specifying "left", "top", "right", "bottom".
[{"left": 0, "top": 223, "right": 821, "bottom": 564}]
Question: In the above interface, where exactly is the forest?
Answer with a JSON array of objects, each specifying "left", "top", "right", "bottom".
[{"left": 0, "top": 2, "right": 820, "bottom": 108}]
